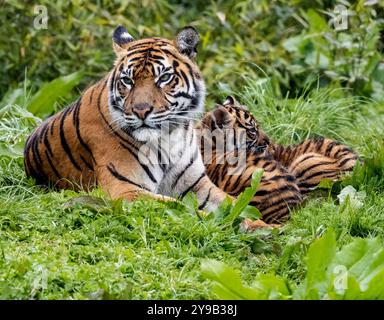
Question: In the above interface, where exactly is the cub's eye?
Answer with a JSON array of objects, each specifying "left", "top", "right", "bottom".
[
  {"left": 248, "top": 127, "right": 258, "bottom": 137},
  {"left": 121, "top": 77, "right": 134, "bottom": 87},
  {"left": 158, "top": 73, "right": 173, "bottom": 84}
]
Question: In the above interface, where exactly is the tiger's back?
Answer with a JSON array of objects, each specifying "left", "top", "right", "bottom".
[
  {"left": 268, "top": 137, "right": 359, "bottom": 193},
  {"left": 24, "top": 95, "right": 100, "bottom": 190}
]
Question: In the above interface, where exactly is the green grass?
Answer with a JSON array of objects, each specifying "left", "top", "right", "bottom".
[{"left": 0, "top": 81, "right": 383, "bottom": 299}]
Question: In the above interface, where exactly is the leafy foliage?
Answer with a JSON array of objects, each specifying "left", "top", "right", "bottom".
[
  {"left": 202, "top": 229, "right": 384, "bottom": 300},
  {"left": 26, "top": 71, "right": 83, "bottom": 117},
  {"left": 210, "top": 169, "right": 263, "bottom": 225},
  {"left": 1, "top": 1, "right": 383, "bottom": 104}
]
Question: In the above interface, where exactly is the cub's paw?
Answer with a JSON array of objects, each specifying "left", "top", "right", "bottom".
[{"left": 240, "top": 218, "right": 281, "bottom": 232}]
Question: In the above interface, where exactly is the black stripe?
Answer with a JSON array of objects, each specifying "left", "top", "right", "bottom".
[
  {"left": 96, "top": 81, "right": 142, "bottom": 149},
  {"left": 59, "top": 106, "right": 82, "bottom": 171},
  {"left": 80, "top": 155, "right": 94, "bottom": 171},
  {"left": 24, "top": 140, "right": 40, "bottom": 181},
  {"left": 270, "top": 174, "right": 292, "bottom": 181},
  {"left": 325, "top": 142, "right": 335, "bottom": 156},
  {"left": 301, "top": 140, "right": 312, "bottom": 154},
  {"left": 339, "top": 156, "right": 357, "bottom": 167},
  {"left": 42, "top": 123, "right": 53, "bottom": 157},
  {"left": 315, "top": 137, "right": 325, "bottom": 150},
  {"left": 290, "top": 153, "right": 315, "bottom": 172},
  {"left": 45, "top": 150, "right": 61, "bottom": 179},
  {"left": 180, "top": 172, "right": 205, "bottom": 198},
  {"left": 255, "top": 184, "right": 299, "bottom": 198},
  {"left": 173, "top": 91, "right": 193, "bottom": 100},
  {"left": 89, "top": 86, "right": 95, "bottom": 104},
  {"left": 125, "top": 48, "right": 162, "bottom": 61},
  {"left": 266, "top": 205, "right": 291, "bottom": 223},
  {"left": 229, "top": 170, "right": 250, "bottom": 194},
  {"left": 302, "top": 170, "right": 338, "bottom": 182},
  {"left": 178, "top": 69, "right": 190, "bottom": 92},
  {"left": 109, "top": 68, "right": 117, "bottom": 93},
  {"left": 72, "top": 98, "right": 96, "bottom": 164},
  {"left": 222, "top": 174, "right": 235, "bottom": 192},
  {"left": 38, "top": 122, "right": 49, "bottom": 143},
  {"left": 172, "top": 149, "right": 199, "bottom": 189},
  {"left": 296, "top": 181, "right": 318, "bottom": 189},
  {"left": 294, "top": 160, "right": 338, "bottom": 179},
  {"left": 31, "top": 133, "right": 47, "bottom": 182},
  {"left": 50, "top": 118, "right": 56, "bottom": 135},
  {"left": 198, "top": 187, "right": 212, "bottom": 210},
  {"left": 107, "top": 163, "right": 150, "bottom": 191},
  {"left": 118, "top": 142, "right": 157, "bottom": 184},
  {"left": 263, "top": 195, "right": 301, "bottom": 215}
]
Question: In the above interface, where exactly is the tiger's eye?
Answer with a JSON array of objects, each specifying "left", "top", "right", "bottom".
[
  {"left": 158, "top": 73, "right": 172, "bottom": 83},
  {"left": 248, "top": 127, "right": 258, "bottom": 137},
  {"left": 121, "top": 77, "right": 133, "bottom": 86}
]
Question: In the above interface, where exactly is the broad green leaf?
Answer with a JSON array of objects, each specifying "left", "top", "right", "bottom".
[
  {"left": 222, "top": 169, "right": 263, "bottom": 224},
  {"left": 182, "top": 192, "right": 199, "bottom": 214},
  {"left": 307, "top": 9, "right": 328, "bottom": 33},
  {"left": 202, "top": 259, "right": 290, "bottom": 300},
  {"left": 239, "top": 205, "right": 262, "bottom": 220},
  {"left": 201, "top": 259, "right": 262, "bottom": 300},
  {"left": 301, "top": 229, "right": 337, "bottom": 299},
  {"left": 252, "top": 274, "right": 291, "bottom": 300},
  {"left": 27, "top": 72, "right": 83, "bottom": 117}
]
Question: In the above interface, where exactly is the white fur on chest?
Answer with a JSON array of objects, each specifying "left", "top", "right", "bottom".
[{"left": 154, "top": 124, "right": 205, "bottom": 196}]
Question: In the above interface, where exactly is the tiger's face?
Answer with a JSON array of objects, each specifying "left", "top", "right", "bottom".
[
  {"left": 108, "top": 26, "right": 205, "bottom": 142},
  {"left": 200, "top": 96, "right": 270, "bottom": 153}
]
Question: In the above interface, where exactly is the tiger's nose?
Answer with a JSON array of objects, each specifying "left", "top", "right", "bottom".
[{"left": 132, "top": 103, "right": 153, "bottom": 120}]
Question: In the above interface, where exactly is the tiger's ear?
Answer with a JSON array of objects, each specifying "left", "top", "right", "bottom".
[
  {"left": 223, "top": 96, "right": 236, "bottom": 106},
  {"left": 212, "top": 106, "right": 231, "bottom": 128},
  {"left": 175, "top": 26, "right": 199, "bottom": 59},
  {"left": 223, "top": 95, "right": 248, "bottom": 110},
  {"left": 112, "top": 25, "right": 134, "bottom": 55}
]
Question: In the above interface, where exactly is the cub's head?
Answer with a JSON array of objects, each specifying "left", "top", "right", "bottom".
[
  {"left": 108, "top": 25, "right": 204, "bottom": 142},
  {"left": 199, "top": 96, "right": 270, "bottom": 153}
]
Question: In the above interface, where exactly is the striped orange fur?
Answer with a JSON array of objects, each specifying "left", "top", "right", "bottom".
[
  {"left": 24, "top": 26, "right": 230, "bottom": 212},
  {"left": 198, "top": 96, "right": 359, "bottom": 225}
]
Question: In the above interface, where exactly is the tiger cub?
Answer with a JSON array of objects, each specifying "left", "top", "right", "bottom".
[
  {"left": 24, "top": 26, "right": 230, "bottom": 212},
  {"left": 198, "top": 96, "right": 358, "bottom": 225}
]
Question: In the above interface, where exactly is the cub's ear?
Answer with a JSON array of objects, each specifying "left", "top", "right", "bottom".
[
  {"left": 112, "top": 25, "right": 134, "bottom": 55},
  {"left": 223, "top": 95, "right": 236, "bottom": 106},
  {"left": 175, "top": 26, "right": 199, "bottom": 59},
  {"left": 212, "top": 106, "right": 231, "bottom": 128},
  {"left": 223, "top": 95, "right": 248, "bottom": 110}
]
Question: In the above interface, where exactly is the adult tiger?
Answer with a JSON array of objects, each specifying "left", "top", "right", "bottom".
[{"left": 24, "top": 25, "right": 229, "bottom": 212}]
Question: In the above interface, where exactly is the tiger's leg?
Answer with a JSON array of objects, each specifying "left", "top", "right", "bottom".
[
  {"left": 96, "top": 164, "right": 176, "bottom": 203},
  {"left": 182, "top": 174, "right": 231, "bottom": 212},
  {"left": 288, "top": 151, "right": 357, "bottom": 194},
  {"left": 251, "top": 161, "right": 302, "bottom": 225}
]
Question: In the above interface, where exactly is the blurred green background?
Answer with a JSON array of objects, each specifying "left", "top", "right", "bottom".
[{"left": 1, "top": 0, "right": 383, "bottom": 107}]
